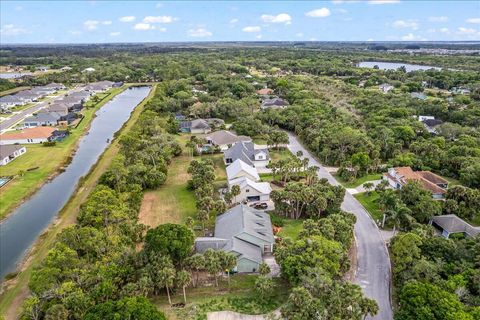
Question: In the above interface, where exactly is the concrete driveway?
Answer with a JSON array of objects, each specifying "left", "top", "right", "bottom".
[{"left": 286, "top": 132, "right": 393, "bottom": 320}]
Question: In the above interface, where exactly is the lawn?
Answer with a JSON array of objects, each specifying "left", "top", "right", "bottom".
[
  {"left": 269, "top": 148, "right": 294, "bottom": 162},
  {"left": 152, "top": 275, "right": 289, "bottom": 320},
  {"left": 276, "top": 218, "right": 304, "bottom": 240},
  {"left": 335, "top": 173, "right": 383, "bottom": 188},
  {"left": 0, "top": 86, "right": 127, "bottom": 220},
  {"left": 354, "top": 191, "right": 384, "bottom": 223}
]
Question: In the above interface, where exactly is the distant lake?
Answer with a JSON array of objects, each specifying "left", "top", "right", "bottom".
[
  {"left": 0, "top": 72, "right": 32, "bottom": 79},
  {"left": 358, "top": 61, "right": 441, "bottom": 72}
]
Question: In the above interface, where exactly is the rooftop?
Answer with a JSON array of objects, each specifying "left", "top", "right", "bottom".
[
  {"left": 0, "top": 127, "right": 56, "bottom": 140},
  {"left": 431, "top": 214, "right": 480, "bottom": 237}
]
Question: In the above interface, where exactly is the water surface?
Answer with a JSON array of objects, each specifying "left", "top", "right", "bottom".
[
  {"left": 358, "top": 61, "right": 441, "bottom": 72},
  {"left": 0, "top": 86, "right": 151, "bottom": 280}
]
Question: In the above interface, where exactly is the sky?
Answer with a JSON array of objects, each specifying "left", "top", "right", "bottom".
[{"left": 1, "top": 0, "right": 479, "bottom": 44}]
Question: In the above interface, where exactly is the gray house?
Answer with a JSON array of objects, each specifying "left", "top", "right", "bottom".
[
  {"left": 224, "top": 141, "right": 269, "bottom": 168},
  {"left": 24, "top": 112, "right": 62, "bottom": 127},
  {"left": 195, "top": 204, "right": 275, "bottom": 273},
  {"left": 261, "top": 97, "right": 289, "bottom": 110},
  {"left": 180, "top": 119, "right": 211, "bottom": 134},
  {"left": 430, "top": 215, "right": 480, "bottom": 238}
]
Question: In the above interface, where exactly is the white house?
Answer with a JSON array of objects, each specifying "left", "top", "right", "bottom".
[
  {"left": 379, "top": 83, "right": 394, "bottom": 93},
  {"left": 226, "top": 159, "right": 260, "bottom": 182},
  {"left": 82, "top": 67, "right": 96, "bottom": 73},
  {"left": 0, "top": 127, "right": 55, "bottom": 145},
  {"left": 229, "top": 176, "right": 271, "bottom": 203},
  {"left": 0, "top": 145, "right": 26, "bottom": 166}
]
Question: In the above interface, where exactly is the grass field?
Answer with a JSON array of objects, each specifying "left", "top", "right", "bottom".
[
  {"left": 152, "top": 275, "right": 289, "bottom": 320},
  {"left": 0, "top": 86, "right": 127, "bottom": 220},
  {"left": 269, "top": 148, "right": 294, "bottom": 162},
  {"left": 335, "top": 173, "right": 383, "bottom": 188},
  {"left": 0, "top": 84, "right": 155, "bottom": 319},
  {"left": 277, "top": 219, "right": 304, "bottom": 240},
  {"left": 354, "top": 191, "right": 384, "bottom": 223}
]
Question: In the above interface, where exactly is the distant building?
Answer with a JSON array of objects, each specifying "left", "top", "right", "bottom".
[
  {"left": 36, "top": 66, "right": 49, "bottom": 72},
  {"left": 195, "top": 204, "right": 275, "bottom": 273},
  {"left": 383, "top": 167, "right": 448, "bottom": 199},
  {"left": 379, "top": 83, "right": 394, "bottom": 93},
  {"left": 61, "top": 66, "right": 72, "bottom": 71},
  {"left": 0, "top": 145, "right": 26, "bottom": 166},
  {"left": 418, "top": 116, "right": 443, "bottom": 135},
  {"left": 0, "top": 95, "right": 26, "bottom": 109},
  {"left": 0, "top": 127, "right": 56, "bottom": 145},
  {"left": 224, "top": 141, "right": 269, "bottom": 168},
  {"left": 84, "top": 81, "right": 114, "bottom": 93},
  {"left": 24, "top": 112, "right": 62, "bottom": 127},
  {"left": 256, "top": 88, "right": 274, "bottom": 96},
  {"left": 180, "top": 119, "right": 211, "bottom": 134},
  {"left": 45, "top": 103, "right": 69, "bottom": 116},
  {"left": 261, "top": 97, "right": 288, "bottom": 110},
  {"left": 430, "top": 215, "right": 480, "bottom": 238},
  {"left": 410, "top": 92, "right": 427, "bottom": 100},
  {"left": 82, "top": 67, "right": 96, "bottom": 73}
]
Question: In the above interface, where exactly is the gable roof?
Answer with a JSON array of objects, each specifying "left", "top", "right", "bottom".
[
  {"left": 0, "top": 145, "right": 24, "bottom": 159},
  {"left": 226, "top": 159, "right": 260, "bottom": 181},
  {"left": 224, "top": 142, "right": 269, "bottom": 166},
  {"left": 229, "top": 176, "right": 272, "bottom": 195},
  {"left": 215, "top": 204, "right": 274, "bottom": 244},
  {"left": 261, "top": 97, "right": 288, "bottom": 108},
  {"left": 390, "top": 167, "right": 447, "bottom": 194},
  {"left": 257, "top": 88, "right": 274, "bottom": 95},
  {"left": 0, "top": 127, "right": 55, "bottom": 140},
  {"left": 431, "top": 215, "right": 480, "bottom": 237},
  {"left": 206, "top": 130, "right": 251, "bottom": 146},
  {"left": 180, "top": 118, "right": 211, "bottom": 130},
  {"left": 24, "top": 112, "right": 62, "bottom": 123}
]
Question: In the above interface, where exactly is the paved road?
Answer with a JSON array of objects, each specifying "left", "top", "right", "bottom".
[
  {"left": 286, "top": 132, "right": 393, "bottom": 320},
  {"left": 0, "top": 87, "right": 80, "bottom": 132}
]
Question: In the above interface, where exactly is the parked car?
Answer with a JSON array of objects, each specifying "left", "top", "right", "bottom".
[{"left": 253, "top": 202, "right": 268, "bottom": 210}]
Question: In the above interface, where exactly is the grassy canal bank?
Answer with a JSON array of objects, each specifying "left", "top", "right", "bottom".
[
  {"left": 0, "top": 84, "right": 156, "bottom": 319},
  {"left": 0, "top": 86, "right": 128, "bottom": 221}
]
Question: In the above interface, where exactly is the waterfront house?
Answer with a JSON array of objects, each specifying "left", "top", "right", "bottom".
[
  {"left": 195, "top": 204, "right": 275, "bottom": 273},
  {"left": 383, "top": 167, "right": 448, "bottom": 199},
  {"left": 0, "top": 127, "right": 56, "bottom": 145},
  {"left": 0, "top": 145, "right": 26, "bottom": 166},
  {"left": 24, "top": 112, "right": 62, "bottom": 127}
]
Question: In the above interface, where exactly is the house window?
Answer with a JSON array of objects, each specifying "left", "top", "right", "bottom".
[
  {"left": 258, "top": 155, "right": 263, "bottom": 160},
  {"left": 246, "top": 189, "right": 250, "bottom": 193},
  {"left": 226, "top": 158, "right": 233, "bottom": 164}
]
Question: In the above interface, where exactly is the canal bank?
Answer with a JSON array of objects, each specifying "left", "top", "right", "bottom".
[
  {"left": 0, "top": 85, "right": 155, "bottom": 319},
  {"left": 0, "top": 85, "right": 129, "bottom": 221}
]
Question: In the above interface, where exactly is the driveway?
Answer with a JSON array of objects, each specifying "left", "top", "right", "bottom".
[{"left": 286, "top": 132, "right": 393, "bottom": 320}]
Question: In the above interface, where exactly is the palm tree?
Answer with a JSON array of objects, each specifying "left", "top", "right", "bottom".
[
  {"left": 231, "top": 185, "right": 241, "bottom": 204},
  {"left": 158, "top": 267, "right": 176, "bottom": 305},
  {"left": 176, "top": 270, "right": 192, "bottom": 304},
  {"left": 386, "top": 205, "right": 410, "bottom": 235}
]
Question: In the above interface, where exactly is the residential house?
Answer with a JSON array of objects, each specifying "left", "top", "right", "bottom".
[
  {"left": 36, "top": 66, "right": 49, "bottom": 72},
  {"left": 430, "top": 215, "right": 480, "bottom": 238},
  {"left": 50, "top": 130, "right": 70, "bottom": 141},
  {"left": 24, "top": 112, "right": 62, "bottom": 127},
  {"left": 180, "top": 119, "right": 211, "bottom": 134},
  {"left": 418, "top": 116, "right": 443, "bottom": 135},
  {"left": 383, "top": 167, "right": 448, "bottom": 199},
  {"left": 0, "top": 95, "right": 26, "bottom": 109},
  {"left": 0, "top": 127, "right": 56, "bottom": 145},
  {"left": 205, "top": 130, "right": 251, "bottom": 151},
  {"left": 57, "top": 113, "right": 78, "bottom": 126},
  {"left": 195, "top": 204, "right": 275, "bottom": 273},
  {"left": 205, "top": 118, "right": 225, "bottom": 129},
  {"left": 226, "top": 159, "right": 260, "bottom": 182},
  {"left": 84, "top": 81, "right": 114, "bottom": 93},
  {"left": 261, "top": 97, "right": 289, "bottom": 110},
  {"left": 228, "top": 176, "right": 272, "bottom": 203},
  {"left": 82, "top": 67, "right": 96, "bottom": 73},
  {"left": 224, "top": 141, "right": 269, "bottom": 168},
  {"left": 61, "top": 66, "right": 72, "bottom": 71},
  {"left": 42, "top": 83, "right": 66, "bottom": 91},
  {"left": 379, "top": 83, "right": 394, "bottom": 93},
  {"left": 410, "top": 92, "right": 427, "bottom": 100},
  {"left": 46, "top": 103, "right": 69, "bottom": 116},
  {"left": 256, "top": 88, "right": 274, "bottom": 96},
  {"left": 0, "top": 145, "right": 26, "bottom": 166},
  {"left": 112, "top": 82, "right": 124, "bottom": 88}
]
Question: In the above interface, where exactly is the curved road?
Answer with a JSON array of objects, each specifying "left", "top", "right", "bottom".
[{"left": 286, "top": 132, "right": 393, "bottom": 320}]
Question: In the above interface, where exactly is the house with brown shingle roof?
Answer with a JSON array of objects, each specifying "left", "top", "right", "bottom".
[{"left": 383, "top": 167, "right": 448, "bottom": 199}]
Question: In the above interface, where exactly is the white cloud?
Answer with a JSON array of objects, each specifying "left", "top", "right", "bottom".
[
  {"left": 261, "top": 13, "right": 292, "bottom": 24},
  {"left": 306, "top": 8, "right": 331, "bottom": 18},
  {"left": 296, "top": 32, "right": 304, "bottom": 37},
  {"left": 0, "top": 24, "right": 27, "bottom": 36},
  {"left": 119, "top": 16, "right": 136, "bottom": 22},
  {"left": 156, "top": 2, "right": 163, "bottom": 8},
  {"left": 439, "top": 28, "right": 450, "bottom": 34},
  {"left": 133, "top": 23, "right": 154, "bottom": 30},
  {"left": 70, "top": 30, "right": 82, "bottom": 36},
  {"left": 457, "top": 27, "right": 477, "bottom": 35},
  {"left": 187, "top": 27, "right": 212, "bottom": 37},
  {"left": 401, "top": 33, "right": 426, "bottom": 41},
  {"left": 367, "top": 38, "right": 374, "bottom": 41},
  {"left": 242, "top": 26, "right": 261, "bottom": 33},
  {"left": 110, "top": 32, "right": 121, "bottom": 36},
  {"left": 466, "top": 18, "right": 480, "bottom": 24},
  {"left": 428, "top": 16, "right": 448, "bottom": 22},
  {"left": 368, "top": 0, "right": 400, "bottom": 4},
  {"left": 392, "top": 20, "right": 419, "bottom": 30},
  {"left": 230, "top": 18, "right": 239, "bottom": 24},
  {"left": 143, "top": 16, "right": 177, "bottom": 23},
  {"left": 256, "top": 35, "right": 263, "bottom": 39},
  {"left": 84, "top": 20, "right": 111, "bottom": 30},
  {"left": 331, "top": 0, "right": 360, "bottom": 3}
]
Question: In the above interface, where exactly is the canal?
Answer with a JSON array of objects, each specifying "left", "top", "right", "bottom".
[{"left": 0, "top": 86, "right": 151, "bottom": 280}]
